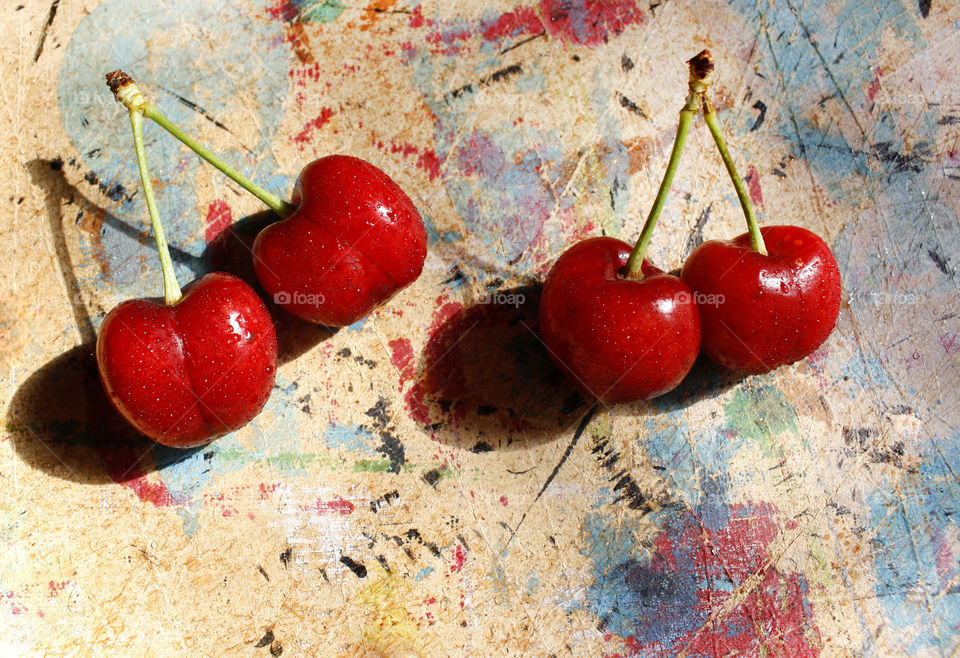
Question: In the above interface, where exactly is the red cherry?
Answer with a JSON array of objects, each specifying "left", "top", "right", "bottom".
[
  {"left": 539, "top": 237, "right": 701, "bottom": 403},
  {"left": 253, "top": 155, "right": 427, "bottom": 327},
  {"left": 681, "top": 225, "right": 841, "bottom": 373},
  {"left": 96, "top": 273, "right": 278, "bottom": 447}
]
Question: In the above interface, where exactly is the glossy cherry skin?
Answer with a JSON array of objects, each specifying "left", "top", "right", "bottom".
[
  {"left": 253, "top": 155, "right": 427, "bottom": 327},
  {"left": 680, "top": 225, "right": 841, "bottom": 374},
  {"left": 96, "top": 272, "right": 278, "bottom": 448},
  {"left": 539, "top": 237, "right": 701, "bottom": 404}
]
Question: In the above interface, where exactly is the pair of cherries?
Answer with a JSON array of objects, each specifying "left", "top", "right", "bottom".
[
  {"left": 97, "top": 72, "right": 426, "bottom": 447},
  {"left": 540, "top": 51, "right": 841, "bottom": 403}
]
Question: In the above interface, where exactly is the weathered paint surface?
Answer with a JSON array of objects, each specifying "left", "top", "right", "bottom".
[{"left": 1, "top": 0, "right": 958, "bottom": 654}]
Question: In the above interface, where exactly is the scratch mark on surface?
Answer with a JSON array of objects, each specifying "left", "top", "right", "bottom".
[
  {"left": 505, "top": 404, "right": 598, "bottom": 547},
  {"left": 32, "top": 0, "right": 60, "bottom": 62}
]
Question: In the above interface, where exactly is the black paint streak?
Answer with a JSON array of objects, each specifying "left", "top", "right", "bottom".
[
  {"left": 446, "top": 63, "right": 524, "bottom": 101},
  {"left": 621, "top": 54, "right": 634, "bottom": 72},
  {"left": 927, "top": 248, "right": 952, "bottom": 276},
  {"left": 279, "top": 548, "right": 292, "bottom": 568},
  {"left": 505, "top": 405, "right": 598, "bottom": 548},
  {"left": 405, "top": 528, "right": 442, "bottom": 558},
  {"left": 682, "top": 204, "right": 712, "bottom": 259},
  {"left": 370, "top": 490, "right": 399, "bottom": 513},
  {"left": 506, "top": 467, "right": 535, "bottom": 475},
  {"left": 470, "top": 441, "right": 493, "bottom": 453},
  {"left": 842, "top": 426, "right": 905, "bottom": 468},
  {"left": 872, "top": 141, "right": 926, "bottom": 174},
  {"left": 750, "top": 100, "right": 767, "bottom": 131},
  {"left": 499, "top": 31, "right": 546, "bottom": 55},
  {"left": 82, "top": 169, "right": 133, "bottom": 203},
  {"left": 366, "top": 398, "right": 406, "bottom": 473},
  {"left": 618, "top": 93, "right": 648, "bottom": 119},
  {"left": 157, "top": 86, "right": 241, "bottom": 142},
  {"left": 533, "top": 405, "right": 596, "bottom": 503},
  {"left": 592, "top": 436, "right": 664, "bottom": 512},
  {"left": 919, "top": 0, "right": 932, "bottom": 17},
  {"left": 339, "top": 555, "right": 368, "bottom": 578},
  {"left": 443, "top": 266, "right": 467, "bottom": 285},
  {"left": 255, "top": 629, "right": 275, "bottom": 648},
  {"left": 376, "top": 555, "right": 391, "bottom": 573},
  {"left": 270, "top": 641, "right": 283, "bottom": 656},
  {"left": 937, "top": 116, "right": 960, "bottom": 125},
  {"left": 257, "top": 565, "right": 270, "bottom": 581},
  {"left": 610, "top": 164, "right": 628, "bottom": 211},
  {"left": 365, "top": 398, "right": 390, "bottom": 427},
  {"left": 336, "top": 347, "right": 352, "bottom": 358},
  {"left": 32, "top": 0, "right": 60, "bottom": 62},
  {"left": 377, "top": 432, "right": 406, "bottom": 474},
  {"left": 422, "top": 468, "right": 443, "bottom": 487}
]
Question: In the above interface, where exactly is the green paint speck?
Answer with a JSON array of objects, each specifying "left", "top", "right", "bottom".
[
  {"left": 353, "top": 459, "right": 393, "bottom": 473},
  {"left": 724, "top": 385, "right": 799, "bottom": 456},
  {"left": 300, "top": 0, "right": 345, "bottom": 23}
]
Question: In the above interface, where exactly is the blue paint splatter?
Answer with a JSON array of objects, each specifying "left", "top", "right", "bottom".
[{"left": 57, "top": 0, "right": 294, "bottom": 308}]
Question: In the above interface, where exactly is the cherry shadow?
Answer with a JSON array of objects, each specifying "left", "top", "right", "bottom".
[
  {"left": 410, "top": 284, "right": 586, "bottom": 450},
  {"left": 203, "top": 210, "right": 338, "bottom": 364},
  {"left": 647, "top": 352, "right": 748, "bottom": 413},
  {"left": 6, "top": 343, "right": 203, "bottom": 485}
]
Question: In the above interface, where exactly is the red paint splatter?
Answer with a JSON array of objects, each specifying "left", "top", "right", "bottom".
[
  {"left": 482, "top": 6, "right": 544, "bottom": 41},
  {"left": 450, "top": 544, "right": 467, "bottom": 572},
  {"left": 265, "top": 0, "right": 299, "bottom": 21},
  {"left": 499, "top": 495, "right": 509, "bottom": 506},
  {"left": 424, "top": 25, "right": 475, "bottom": 56},
  {"left": 389, "top": 336, "right": 430, "bottom": 423},
  {"left": 48, "top": 581, "right": 70, "bottom": 598},
  {"left": 375, "top": 138, "right": 442, "bottom": 180},
  {"left": 866, "top": 67, "right": 883, "bottom": 106},
  {"left": 259, "top": 482, "right": 281, "bottom": 499},
  {"left": 204, "top": 200, "right": 233, "bottom": 244},
  {"left": 611, "top": 503, "right": 821, "bottom": 656},
  {"left": 125, "top": 476, "right": 177, "bottom": 506},
  {"left": 408, "top": 5, "right": 433, "bottom": 28},
  {"left": 941, "top": 333, "right": 960, "bottom": 354},
  {"left": 389, "top": 338, "right": 416, "bottom": 384},
  {"left": 744, "top": 166, "right": 764, "bottom": 209},
  {"left": 301, "top": 495, "right": 355, "bottom": 515},
  {"left": 539, "top": 0, "right": 643, "bottom": 47},
  {"left": 292, "top": 108, "right": 336, "bottom": 147}
]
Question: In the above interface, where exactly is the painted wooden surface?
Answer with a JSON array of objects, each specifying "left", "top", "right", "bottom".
[{"left": 3, "top": 0, "right": 959, "bottom": 655}]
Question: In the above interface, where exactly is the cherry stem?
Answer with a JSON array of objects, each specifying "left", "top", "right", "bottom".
[
  {"left": 699, "top": 68, "right": 767, "bottom": 255},
  {"left": 623, "top": 52, "right": 712, "bottom": 279},
  {"left": 106, "top": 71, "right": 292, "bottom": 218},
  {"left": 129, "top": 105, "right": 182, "bottom": 305}
]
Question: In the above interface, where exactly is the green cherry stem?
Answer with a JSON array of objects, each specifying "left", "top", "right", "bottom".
[
  {"left": 697, "top": 56, "right": 768, "bottom": 255},
  {"left": 623, "top": 52, "right": 712, "bottom": 278},
  {"left": 127, "top": 98, "right": 182, "bottom": 305},
  {"left": 106, "top": 71, "right": 292, "bottom": 218}
]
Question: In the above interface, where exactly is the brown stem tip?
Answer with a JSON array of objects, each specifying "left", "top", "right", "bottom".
[
  {"left": 105, "top": 70, "right": 134, "bottom": 99},
  {"left": 687, "top": 50, "right": 714, "bottom": 83}
]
